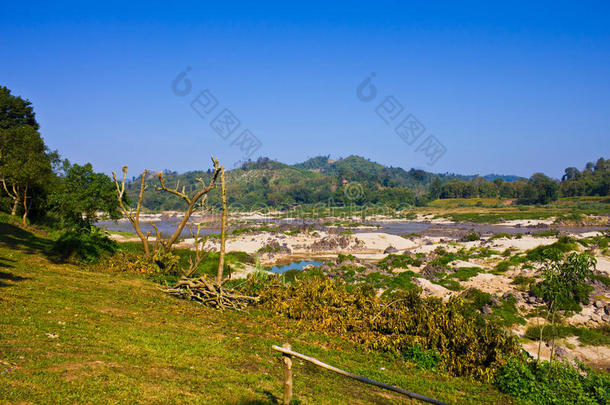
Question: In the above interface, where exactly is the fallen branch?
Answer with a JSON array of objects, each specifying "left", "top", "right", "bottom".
[{"left": 163, "top": 276, "right": 259, "bottom": 310}]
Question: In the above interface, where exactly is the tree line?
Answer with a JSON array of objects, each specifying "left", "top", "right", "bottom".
[
  {"left": 0, "top": 86, "right": 119, "bottom": 228},
  {"left": 430, "top": 160, "right": 608, "bottom": 204},
  {"left": 1, "top": 85, "right": 608, "bottom": 223}
]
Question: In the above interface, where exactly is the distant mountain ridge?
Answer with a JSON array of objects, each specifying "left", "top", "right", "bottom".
[
  {"left": 128, "top": 155, "right": 525, "bottom": 210},
  {"left": 291, "top": 155, "right": 523, "bottom": 183}
]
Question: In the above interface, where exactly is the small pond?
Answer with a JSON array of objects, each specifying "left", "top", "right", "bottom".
[{"left": 270, "top": 260, "right": 323, "bottom": 274}]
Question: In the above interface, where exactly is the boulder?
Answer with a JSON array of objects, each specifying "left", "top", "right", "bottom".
[{"left": 384, "top": 246, "right": 398, "bottom": 254}]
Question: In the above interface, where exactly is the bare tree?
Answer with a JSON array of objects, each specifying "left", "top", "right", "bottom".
[
  {"left": 216, "top": 166, "right": 227, "bottom": 284},
  {"left": 1, "top": 178, "right": 19, "bottom": 216},
  {"left": 155, "top": 157, "right": 221, "bottom": 252},
  {"left": 112, "top": 166, "right": 151, "bottom": 254}
]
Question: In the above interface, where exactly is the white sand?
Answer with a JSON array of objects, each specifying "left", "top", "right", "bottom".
[
  {"left": 462, "top": 273, "right": 513, "bottom": 295},
  {"left": 489, "top": 236, "right": 558, "bottom": 251},
  {"left": 595, "top": 257, "right": 610, "bottom": 275},
  {"left": 413, "top": 278, "right": 453, "bottom": 299},
  {"left": 353, "top": 232, "right": 417, "bottom": 251},
  {"left": 496, "top": 219, "right": 555, "bottom": 227}
]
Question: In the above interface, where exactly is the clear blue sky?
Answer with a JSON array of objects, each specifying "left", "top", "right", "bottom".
[{"left": 1, "top": 1, "right": 609, "bottom": 178}]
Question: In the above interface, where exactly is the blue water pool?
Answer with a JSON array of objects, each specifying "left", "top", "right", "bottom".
[{"left": 270, "top": 260, "right": 323, "bottom": 273}]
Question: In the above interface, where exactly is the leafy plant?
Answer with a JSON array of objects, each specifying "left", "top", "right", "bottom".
[
  {"left": 496, "top": 357, "right": 610, "bottom": 404},
  {"left": 377, "top": 253, "right": 422, "bottom": 269},
  {"left": 244, "top": 276, "right": 519, "bottom": 381},
  {"left": 534, "top": 253, "right": 596, "bottom": 312},
  {"left": 50, "top": 228, "right": 117, "bottom": 263}
]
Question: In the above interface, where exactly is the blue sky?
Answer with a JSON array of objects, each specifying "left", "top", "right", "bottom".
[{"left": 1, "top": 1, "right": 609, "bottom": 178}]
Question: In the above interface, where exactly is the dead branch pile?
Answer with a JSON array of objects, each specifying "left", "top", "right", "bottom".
[{"left": 163, "top": 276, "right": 259, "bottom": 310}]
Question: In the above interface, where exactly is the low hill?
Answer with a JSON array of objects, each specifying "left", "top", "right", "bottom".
[{"left": 126, "top": 155, "right": 523, "bottom": 211}]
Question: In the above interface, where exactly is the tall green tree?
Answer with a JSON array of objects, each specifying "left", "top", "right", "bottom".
[
  {"left": 518, "top": 173, "right": 559, "bottom": 204},
  {"left": 0, "top": 86, "right": 56, "bottom": 223},
  {"left": 49, "top": 161, "right": 121, "bottom": 230},
  {"left": 428, "top": 176, "right": 442, "bottom": 200},
  {"left": 0, "top": 126, "right": 56, "bottom": 223},
  {"left": 0, "top": 86, "right": 39, "bottom": 130}
]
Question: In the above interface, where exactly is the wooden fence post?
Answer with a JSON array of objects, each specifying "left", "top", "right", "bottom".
[
  {"left": 282, "top": 343, "right": 293, "bottom": 405},
  {"left": 272, "top": 344, "right": 450, "bottom": 405}
]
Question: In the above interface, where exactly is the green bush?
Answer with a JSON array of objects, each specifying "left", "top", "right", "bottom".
[
  {"left": 511, "top": 275, "right": 535, "bottom": 290},
  {"left": 51, "top": 228, "right": 117, "bottom": 263},
  {"left": 496, "top": 357, "right": 610, "bottom": 404},
  {"left": 377, "top": 254, "right": 422, "bottom": 269},
  {"left": 245, "top": 276, "right": 518, "bottom": 381},
  {"left": 464, "top": 231, "right": 480, "bottom": 241},
  {"left": 463, "top": 288, "right": 492, "bottom": 311},
  {"left": 494, "top": 261, "right": 511, "bottom": 273},
  {"left": 402, "top": 345, "right": 442, "bottom": 370},
  {"left": 525, "top": 324, "right": 610, "bottom": 346},
  {"left": 526, "top": 237, "right": 579, "bottom": 262},
  {"left": 532, "top": 253, "right": 596, "bottom": 312},
  {"left": 491, "top": 295, "right": 526, "bottom": 327}
]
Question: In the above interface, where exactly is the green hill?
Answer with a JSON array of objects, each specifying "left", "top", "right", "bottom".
[{"left": 125, "top": 155, "right": 523, "bottom": 211}]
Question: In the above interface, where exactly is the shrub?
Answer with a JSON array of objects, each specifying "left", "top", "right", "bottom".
[
  {"left": 491, "top": 295, "right": 526, "bottom": 327},
  {"left": 496, "top": 357, "right": 610, "bottom": 404},
  {"left": 377, "top": 254, "right": 422, "bottom": 269},
  {"left": 51, "top": 228, "right": 117, "bottom": 263},
  {"left": 104, "top": 251, "right": 159, "bottom": 274},
  {"left": 450, "top": 266, "right": 483, "bottom": 281},
  {"left": 525, "top": 324, "right": 610, "bottom": 346},
  {"left": 526, "top": 237, "right": 579, "bottom": 262},
  {"left": 337, "top": 253, "right": 356, "bottom": 263},
  {"left": 532, "top": 253, "right": 596, "bottom": 312},
  {"left": 245, "top": 276, "right": 518, "bottom": 381},
  {"left": 464, "top": 231, "right": 480, "bottom": 241},
  {"left": 463, "top": 288, "right": 492, "bottom": 311},
  {"left": 511, "top": 275, "right": 535, "bottom": 290},
  {"left": 494, "top": 261, "right": 511, "bottom": 273},
  {"left": 402, "top": 345, "right": 442, "bottom": 370}
]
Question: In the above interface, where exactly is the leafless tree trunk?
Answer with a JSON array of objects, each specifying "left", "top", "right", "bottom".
[
  {"left": 1, "top": 178, "right": 20, "bottom": 216},
  {"left": 155, "top": 157, "right": 221, "bottom": 252},
  {"left": 11, "top": 199, "right": 18, "bottom": 216},
  {"left": 112, "top": 166, "right": 151, "bottom": 255},
  {"left": 216, "top": 166, "right": 227, "bottom": 284},
  {"left": 184, "top": 224, "right": 208, "bottom": 278},
  {"left": 22, "top": 184, "right": 29, "bottom": 224}
]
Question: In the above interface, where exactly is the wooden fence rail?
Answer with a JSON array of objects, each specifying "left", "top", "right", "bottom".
[{"left": 272, "top": 344, "right": 450, "bottom": 405}]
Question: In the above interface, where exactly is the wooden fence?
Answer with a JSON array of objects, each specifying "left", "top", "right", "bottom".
[{"left": 272, "top": 344, "right": 450, "bottom": 405}]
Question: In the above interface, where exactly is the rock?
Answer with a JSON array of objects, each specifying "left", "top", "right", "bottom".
[
  {"left": 384, "top": 246, "right": 398, "bottom": 254},
  {"left": 259, "top": 239, "right": 291, "bottom": 256},
  {"left": 527, "top": 295, "right": 537, "bottom": 305},
  {"left": 420, "top": 265, "right": 446, "bottom": 281},
  {"left": 310, "top": 234, "right": 362, "bottom": 251},
  {"left": 481, "top": 305, "right": 492, "bottom": 315},
  {"left": 490, "top": 297, "right": 502, "bottom": 307},
  {"left": 502, "top": 292, "right": 515, "bottom": 300},
  {"left": 552, "top": 344, "right": 569, "bottom": 359},
  {"left": 605, "top": 304, "right": 610, "bottom": 316},
  {"left": 594, "top": 300, "right": 603, "bottom": 309}
]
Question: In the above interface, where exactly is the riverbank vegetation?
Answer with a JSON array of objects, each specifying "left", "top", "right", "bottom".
[
  {"left": 2, "top": 86, "right": 610, "bottom": 403},
  {"left": 2, "top": 218, "right": 609, "bottom": 403}
]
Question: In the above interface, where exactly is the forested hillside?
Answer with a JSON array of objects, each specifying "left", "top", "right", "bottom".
[{"left": 123, "top": 155, "right": 610, "bottom": 211}]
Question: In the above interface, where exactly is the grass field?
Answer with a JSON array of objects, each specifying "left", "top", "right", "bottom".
[
  {"left": 0, "top": 221, "right": 514, "bottom": 404},
  {"left": 420, "top": 197, "right": 610, "bottom": 223}
]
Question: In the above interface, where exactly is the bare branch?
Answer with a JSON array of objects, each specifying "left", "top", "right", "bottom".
[
  {"left": 156, "top": 157, "right": 221, "bottom": 251},
  {"left": 112, "top": 166, "right": 150, "bottom": 254}
]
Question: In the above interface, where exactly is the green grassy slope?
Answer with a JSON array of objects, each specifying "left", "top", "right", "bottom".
[{"left": 0, "top": 223, "right": 514, "bottom": 404}]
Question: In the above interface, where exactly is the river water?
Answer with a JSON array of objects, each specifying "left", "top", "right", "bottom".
[{"left": 97, "top": 217, "right": 607, "bottom": 239}]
